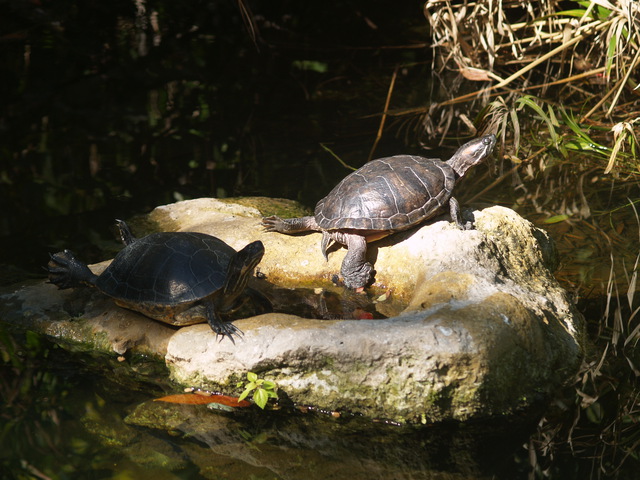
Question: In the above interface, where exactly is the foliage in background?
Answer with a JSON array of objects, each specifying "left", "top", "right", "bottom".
[
  {"left": 1, "top": 1, "right": 260, "bottom": 222},
  {"left": 0, "top": 0, "right": 427, "bottom": 272},
  {"left": 414, "top": 0, "right": 640, "bottom": 175}
]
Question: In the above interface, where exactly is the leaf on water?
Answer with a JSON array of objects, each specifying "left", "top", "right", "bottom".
[
  {"left": 155, "top": 393, "right": 215, "bottom": 404},
  {"left": 208, "top": 395, "right": 251, "bottom": 408},
  {"left": 155, "top": 393, "right": 251, "bottom": 407}
]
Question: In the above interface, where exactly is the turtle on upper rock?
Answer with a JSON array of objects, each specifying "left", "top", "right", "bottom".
[
  {"left": 47, "top": 220, "right": 271, "bottom": 342},
  {"left": 262, "top": 134, "right": 497, "bottom": 290}
]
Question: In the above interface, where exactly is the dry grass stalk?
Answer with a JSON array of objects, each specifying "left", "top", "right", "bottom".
[
  {"left": 416, "top": 0, "right": 639, "bottom": 174},
  {"left": 368, "top": 66, "right": 399, "bottom": 161},
  {"left": 530, "top": 230, "right": 640, "bottom": 476}
]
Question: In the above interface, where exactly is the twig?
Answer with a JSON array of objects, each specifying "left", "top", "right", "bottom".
[
  {"left": 607, "top": 45, "right": 640, "bottom": 116},
  {"left": 437, "top": 21, "right": 613, "bottom": 108},
  {"left": 368, "top": 66, "right": 399, "bottom": 161},
  {"left": 523, "top": 67, "right": 607, "bottom": 92},
  {"left": 319, "top": 143, "right": 357, "bottom": 171},
  {"left": 378, "top": 67, "right": 607, "bottom": 118}
]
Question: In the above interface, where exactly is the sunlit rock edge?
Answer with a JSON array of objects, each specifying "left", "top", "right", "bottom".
[{"left": 0, "top": 197, "right": 585, "bottom": 424}]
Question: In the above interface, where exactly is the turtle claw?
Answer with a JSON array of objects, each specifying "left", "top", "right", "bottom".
[
  {"left": 261, "top": 215, "right": 318, "bottom": 234},
  {"left": 261, "top": 216, "right": 285, "bottom": 233},
  {"left": 47, "top": 250, "right": 97, "bottom": 289},
  {"left": 47, "top": 252, "right": 72, "bottom": 288},
  {"left": 205, "top": 301, "right": 244, "bottom": 343},
  {"left": 341, "top": 261, "right": 374, "bottom": 291},
  {"left": 213, "top": 321, "right": 244, "bottom": 344}
]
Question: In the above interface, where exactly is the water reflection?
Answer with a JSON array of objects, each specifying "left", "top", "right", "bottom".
[{"left": 0, "top": 327, "right": 534, "bottom": 479}]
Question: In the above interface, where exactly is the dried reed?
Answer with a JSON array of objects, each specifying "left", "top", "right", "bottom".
[{"left": 403, "top": 0, "right": 640, "bottom": 174}]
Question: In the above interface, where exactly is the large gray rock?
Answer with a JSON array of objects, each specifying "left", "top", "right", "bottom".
[{"left": 0, "top": 197, "right": 585, "bottom": 423}]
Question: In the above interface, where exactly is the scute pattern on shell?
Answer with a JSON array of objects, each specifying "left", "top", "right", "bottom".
[
  {"left": 315, "top": 155, "right": 456, "bottom": 231},
  {"left": 96, "top": 232, "right": 234, "bottom": 306}
]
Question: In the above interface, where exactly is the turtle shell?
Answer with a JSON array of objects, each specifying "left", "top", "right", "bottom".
[
  {"left": 315, "top": 155, "right": 456, "bottom": 231},
  {"left": 96, "top": 232, "right": 235, "bottom": 308}
]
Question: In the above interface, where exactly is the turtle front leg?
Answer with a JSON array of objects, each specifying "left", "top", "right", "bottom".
[
  {"left": 262, "top": 215, "right": 320, "bottom": 234},
  {"left": 205, "top": 301, "right": 243, "bottom": 344},
  {"left": 339, "top": 233, "right": 373, "bottom": 291},
  {"left": 449, "top": 197, "right": 473, "bottom": 230}
]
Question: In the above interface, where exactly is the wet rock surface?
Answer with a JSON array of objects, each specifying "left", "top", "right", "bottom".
[
  {"left": 119, "top": 398, "right": 533, "bottom": 479},
  {"left": 0, "top": 197, "right": 585, "bottom": 423}
]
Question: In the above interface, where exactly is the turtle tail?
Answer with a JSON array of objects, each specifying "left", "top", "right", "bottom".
[
  {"left": 320, "top": 231, "right": 335, "bottom": 261},
  {"left": 115, "top": 219, "right": 137, "bottom": 245},
  {"left": 47, "top": 250, "right": 98, "bottom": 289}
]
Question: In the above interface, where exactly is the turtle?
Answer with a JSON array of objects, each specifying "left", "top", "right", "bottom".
[
  {"left": 47, "top": 220, "right": 270, "bottom": 342},
  {"left": 262, "top": 134, "right": 496, "bottom": 290}
]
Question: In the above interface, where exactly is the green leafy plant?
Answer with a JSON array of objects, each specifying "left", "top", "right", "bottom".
[{"left": 237, "top": 372, "right": 278, "bottom": 409}]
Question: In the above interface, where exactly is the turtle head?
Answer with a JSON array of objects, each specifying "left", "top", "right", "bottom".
[
  {"left": 448, "top": 134, "right": 496, "bottom": 178},
  {"left": 222, "top": 240, "right": 265, "bottom": 299}
]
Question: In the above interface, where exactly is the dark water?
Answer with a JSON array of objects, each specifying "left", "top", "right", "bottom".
[
  {"left": 0, "top": 0, "right": 428, "bottom": 273},
  {"left": 0, "top": 330, "right": 536, "bottom": 479},
  {"left": 2, "top": 1, "right": 640, "bottom": 479}
]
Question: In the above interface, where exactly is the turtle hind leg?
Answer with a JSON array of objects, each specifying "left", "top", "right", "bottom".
[
  {"left": 449, "top": 197, "right": 473, "bottom": 230},
  {"left": 205, "top": 301, "right": 243, "bottom": 344},
  {"left": 47, "top": 250, "right": 98, "bottom": 289},
  {"left": 339, "top": 233, "right": 373, "bottom": 291},
  {"left": 261, "top": 215, "right": 320, "bottom": 234}
]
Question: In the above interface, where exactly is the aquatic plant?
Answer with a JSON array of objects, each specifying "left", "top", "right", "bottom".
[{"left": 238, "top": 372, "right": 278, "bottom": 410}]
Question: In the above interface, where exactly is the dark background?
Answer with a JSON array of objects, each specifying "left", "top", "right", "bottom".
[{"left": 1, "top": 0, "right": 435, "bottom": 274}]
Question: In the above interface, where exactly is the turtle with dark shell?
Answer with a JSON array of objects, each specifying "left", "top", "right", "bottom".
[
  {"left": 47, "top": 220, "right": 270, "bottom": 342},
  {"left": 262, "top": 134, "right": 496, "bottom": 290}
]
